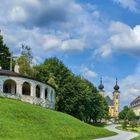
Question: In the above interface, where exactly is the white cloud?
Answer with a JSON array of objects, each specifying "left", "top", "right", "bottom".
[
  {"left": 120, "top": 64, "right": 140, "bottom": 106},
  {"left": 0, "top": 0, "right": 105, "bottom": 58},
  {"left": 60, "top": 39, "right": 85, "bottom": 52},
  {"left": 93, "top": 44, "right": 112, "bottom": 57},
  {"left": 2, "top": 0, "right": 140, "bottom": 61},
  {"left": 80, "top": 67, "right": 97, "bottom": 79},
  {"left": 110, "top": 21, "right": 140, "bottom": 54},
  {"left": 113, "top": 0, "right": 139, "bottom": 12},
  {"left": 10, "top": 6, "right": 27, "bottom": 22},
  {"left": 92, "top": 11, "right": 100, "bottom": 18},
  {"left": 93, "top": 21, "right": 140, "bottom": 57}
]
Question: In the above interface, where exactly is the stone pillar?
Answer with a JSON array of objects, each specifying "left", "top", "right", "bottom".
[
  {"left": 47, "top": 88, "right": 52, "bottom": 102},
  {"left": 41, "top": 86, "right": 45, "bottom": 99},
  {"left": 52, "top": 90, "right": 55, "bottom": 103},
  {"left": 16, "top": 83, "right": 22, "bottom": 96},
  {"left": 0, "top": 80, "right": 4, "bottom": 93},
  {"left": 11, "top": 82, "right": 15, "bottom": 94},
  {"left": 31, "top": 83, "right": 36, "bottom": 97}
]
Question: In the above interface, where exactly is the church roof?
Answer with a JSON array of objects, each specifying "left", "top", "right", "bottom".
[
  {"left": 0, "top": 70, "right": 55, "bottom": 89},
  {"left": 105, "top": 96, "right": 113, "bottom": 106},
  {"left": 130, "top": 95, "right": 140, "bottom": 107},
  {"left": 114, "top": 78, "right": 120, "bottom": 91},
  {"left": 98, "top": 77, "right": 104, "bottom": 90}
]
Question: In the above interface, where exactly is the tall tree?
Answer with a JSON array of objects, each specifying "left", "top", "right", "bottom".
[
  {"left": 17, "top": 44, "right": 33, "bottom": 76},
  {"left": 34, "top": 57, "right": 108, "bottom": 123},
  {"left": 0, "top": 33, "right": 11, "bottom": 70},
  {"left": 119, "top": 106, "right": 130, "bottom": 120}
]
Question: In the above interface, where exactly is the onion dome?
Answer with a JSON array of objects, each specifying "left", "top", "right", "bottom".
[
  {"left": 114, "top": 78, "right": 119, "bottom": 91},
  {"left": 98, "top": 77, "right": 104, "bottom": 90}
]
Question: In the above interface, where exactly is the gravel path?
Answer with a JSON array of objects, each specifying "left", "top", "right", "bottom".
[{"left": 94, "top": 124, "right": 139, "bottom": 140}]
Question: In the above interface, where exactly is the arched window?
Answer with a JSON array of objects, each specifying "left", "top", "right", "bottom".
[
  {"left": 3, "top": 79, "right": 16, "bottom": 94},
  {"left": 22, "top": 82, "right": 31, "bottom": 95},
  {"left": 45, "top": 88, "right": 48, "bottom": 99},
  {"left": 36, "top": 85, "right": 40, "bottom": 98}
]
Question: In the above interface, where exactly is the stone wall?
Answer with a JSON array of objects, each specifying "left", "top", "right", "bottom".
[
  {"left": 0, "top": 75, "right": 56, "bottom": 109},
  {"left": 0, "top": 92, "right": 54, "bottom": 109}
]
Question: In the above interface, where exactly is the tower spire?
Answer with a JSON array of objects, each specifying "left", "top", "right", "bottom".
[
  {"left": 114, "top": 78, "right": 119, "bottom": 91},
  {"left": 98, "top": 76, "right": 104, "bottom": 91},
  {"left": 100, "top": 76, "right": 102, "bottom": 84}
]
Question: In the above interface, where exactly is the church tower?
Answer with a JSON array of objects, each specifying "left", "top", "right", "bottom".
[
  {"left": 98, "top": 77, "right": 105, "bottom": 97},
  {"left": 113, "top": 78, "right": 120, "bottom": 118}
]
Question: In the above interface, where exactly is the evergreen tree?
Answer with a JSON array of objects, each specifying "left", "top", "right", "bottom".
[{"left": 0, "top": 33, "right": 11, "bottom": 70}]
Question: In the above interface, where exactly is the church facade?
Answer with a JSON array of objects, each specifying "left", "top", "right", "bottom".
[
  {"left": 0, "top": 66, "right": 56, "bottom": 109},
  {"left": 98, "top": 78, "right": 120, "bottom": 119}
]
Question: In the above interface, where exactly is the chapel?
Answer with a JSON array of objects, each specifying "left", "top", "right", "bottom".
[{"left": 0, "top": 64, "right": 55, "bottom": 109}]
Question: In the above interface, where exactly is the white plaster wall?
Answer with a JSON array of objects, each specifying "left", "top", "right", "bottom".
[
  {"left": 132, "top": 106, "right": 140, "bottom": 116},
  {"left": 0, "top": 75, "right": 56, "bottom": 109}
]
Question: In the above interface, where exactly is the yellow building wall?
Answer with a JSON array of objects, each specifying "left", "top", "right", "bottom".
[{"left": 108, "top": 92, "right": 120, "bottom": 118}]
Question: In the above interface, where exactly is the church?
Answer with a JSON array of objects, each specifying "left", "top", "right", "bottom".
[{"left": 98, "top": 78, "right": 120, "bottom": 119}]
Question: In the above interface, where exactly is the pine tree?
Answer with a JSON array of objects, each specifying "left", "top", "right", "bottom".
[{"left": 0, "top": 33, "right": 11, "bottom": 70}]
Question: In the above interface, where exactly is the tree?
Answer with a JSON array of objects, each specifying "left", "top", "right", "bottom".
[
  {"left": 126, "top": 110, "right": 136, "bottom": 122},
  {"left": 17, "top": 45, "right": 33, "bottom": 76},
  {"left": 34, "top": 57, "right": 109, "bottom": 123},
  {"left": 122, "top": 120, "right": 128, "bottom": 129},
  {"left": 0, "top": 33, "right": 11, "bottom": 70},
  {"left": 21, "top": 44, "right": 33, "bottom": 63},
  {"left": 119, "top": 106, "right": 130, "bottom": 120},
  {"left": 130, "top": 120, "right": 137, "bottom": 130}
]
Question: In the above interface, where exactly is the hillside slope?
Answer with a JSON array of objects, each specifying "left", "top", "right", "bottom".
[{"left": 0, "top": 98, "right": 115, "bottom": 140}]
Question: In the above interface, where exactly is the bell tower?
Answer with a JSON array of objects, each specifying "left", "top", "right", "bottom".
[{"left": 113, "top": 78, "right": 120, "bottom": 118}]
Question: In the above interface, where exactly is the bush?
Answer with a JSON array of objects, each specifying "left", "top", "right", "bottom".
[
  {"left": 130, "top": 120, "right": 137, "bottom": 130},
  {"left": 122, "top": 120, "right": 128, "bottom": 129}
]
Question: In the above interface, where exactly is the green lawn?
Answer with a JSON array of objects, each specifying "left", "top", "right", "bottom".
[
  {"left": 0, "top": 98, "right": 116, "bottom": 140},
  {"left": 131, "top": 127, "right": 140, "bottom": 140}
]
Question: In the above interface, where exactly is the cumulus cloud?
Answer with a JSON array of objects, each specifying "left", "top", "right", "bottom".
[
  {"left": 80, "top": 67, "right": 97, "bottom": 79},
  {"left": 5, "top": 0, "right": 82, "bottom": 27},
  {"left": 120, "top": 64, "right": 140, "bottom": 106},
  {"left": 94, "top": 21, "right": 140, "bottom": 57},
  {"left": 2, "top": 0, "right": 140, "bottom": 60},
  {"left": 0, "top": 0, "right": 105, "bottom": 59},
  {"left": 110, "top": 21, "right": 140, "bottom": 55},
  {"left": 113, "top": 0, "right": 139, "bottom": 12}
]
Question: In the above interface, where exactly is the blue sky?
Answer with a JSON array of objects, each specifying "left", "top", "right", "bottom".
[{"left": 0, "top": 0, "right": 140, "bottom": 108}]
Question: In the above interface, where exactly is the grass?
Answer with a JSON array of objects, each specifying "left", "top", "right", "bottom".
[
  {"left": 131, "top": 127, "right": 140, "bottom": 140},
  {"left": 116, "top": 126, "right": 139, "bottom": 140},
  {"left": 0, "top": 98, "right": 116, "bottom": 140}
]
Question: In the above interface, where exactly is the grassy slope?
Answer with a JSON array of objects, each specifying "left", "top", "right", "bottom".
[
  {"left": 0, "top": 98, "right": 116, "bottom": 140},
  {"left": 131, "top": 127, "right": 140, "bottom": 140}
]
